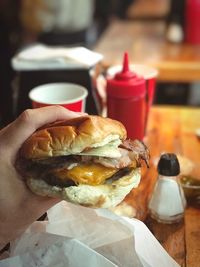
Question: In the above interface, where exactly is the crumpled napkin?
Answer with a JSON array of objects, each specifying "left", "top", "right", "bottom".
[
  {"left": 0, "top": 202, "right": 180, "bottom": 267},
  {"left": 12, "top": 44, "right": 103, "bottom": 71}
]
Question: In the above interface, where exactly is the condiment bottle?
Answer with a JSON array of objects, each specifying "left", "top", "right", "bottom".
[
  {"left": 148, "top": 153, "right": 186, "bottom": 224},
  {"left": 185, "top": 0, "right": 200, "bottom": 44},
  {"left": 106, "top": 52, "right": 146, "bottom": 140}
]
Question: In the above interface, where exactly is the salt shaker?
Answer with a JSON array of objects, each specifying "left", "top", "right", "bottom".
[{"left": 148, "top": 153, "right": 186, "bottom": 224}]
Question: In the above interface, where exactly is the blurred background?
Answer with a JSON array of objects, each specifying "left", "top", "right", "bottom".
[{"left": 0, "top": 0, "right": 200, "bottom": 125}]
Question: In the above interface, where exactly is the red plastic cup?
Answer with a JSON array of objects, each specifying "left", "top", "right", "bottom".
[
  {"left": 29, "top": 83, "right": 88, "bottom": 112},
  {"left": 107, "top": 64, "right": 158, "bottom": 129}
]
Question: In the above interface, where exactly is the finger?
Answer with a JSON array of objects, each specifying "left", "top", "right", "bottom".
[{"left": 1, "top": 106, "right": 85, "bottom": 156}]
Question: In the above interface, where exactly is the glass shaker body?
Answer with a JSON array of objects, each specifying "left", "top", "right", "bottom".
[
  {"left": 148, "top": 174, "right": 186, "bottom": 224},
  {"left": 148, "top": 153, "right": 186, "bottom": 224}
]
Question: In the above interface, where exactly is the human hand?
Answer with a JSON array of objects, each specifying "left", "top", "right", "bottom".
[{"left": 0, "top": 106, "right": 85, "bottom": 248}]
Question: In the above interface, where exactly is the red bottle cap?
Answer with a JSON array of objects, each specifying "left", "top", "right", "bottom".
[{"left": 106, "top": 52, "right": 145, "bottom": 99}]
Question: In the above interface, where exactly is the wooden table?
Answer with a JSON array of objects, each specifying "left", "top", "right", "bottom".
[
  {"left": 125, "top": 106, "right": 200, "bottom": 266},
  {"left": 94, "top": 20, "right": 200, "bottom": 82},
  {"left": 126, "top": 0, "right": 170, "bottom": 20}
]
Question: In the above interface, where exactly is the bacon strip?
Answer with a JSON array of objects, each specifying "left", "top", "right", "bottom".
[
  {"left": 83, "top": 139, "right": 150, "bottom": 169},
  {"left": 119, "top": 139, "right": 150, "bottom": 168}
]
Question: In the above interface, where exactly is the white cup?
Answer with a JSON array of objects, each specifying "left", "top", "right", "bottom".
[{"left": 106, "top": 64, "right": 158, "bottom": 80}]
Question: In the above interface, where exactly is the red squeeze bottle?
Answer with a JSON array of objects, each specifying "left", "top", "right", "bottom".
[
  {"left": 185, "top": 0, "right": 200, "bottom": 44},
  {"left": 106, "top": 53, "right": 146, "bottom": 140}
]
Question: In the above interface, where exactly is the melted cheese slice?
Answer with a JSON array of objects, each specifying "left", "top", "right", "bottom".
[{"left": 53, "top": 163, "right": 118, "bottom": 186}]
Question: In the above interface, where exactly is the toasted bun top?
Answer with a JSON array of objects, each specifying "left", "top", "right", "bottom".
[{"left": 20, "top": 115, "right": 127, "bottom": 159}]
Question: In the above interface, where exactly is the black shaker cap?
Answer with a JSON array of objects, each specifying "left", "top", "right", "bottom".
[{"left": 157, "top": 153, "right": 180, "bottom": 176}]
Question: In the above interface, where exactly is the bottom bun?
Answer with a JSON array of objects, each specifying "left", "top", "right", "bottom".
[{"left": 27, "top": 168, "right": 141, "bottom": 208}]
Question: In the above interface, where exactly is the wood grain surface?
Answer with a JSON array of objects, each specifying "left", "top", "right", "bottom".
[
  {"left": 125, "top": 106, "right": 200, "bottom": 266},
  {"left": 126, "top": 0, "right": 170, "bottom": 20},
  {"left": 94, "top": 20, "right": 200, "bottom": 82}
]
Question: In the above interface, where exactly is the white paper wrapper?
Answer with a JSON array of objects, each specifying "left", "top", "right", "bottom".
[
  {"left": 0, "top": 202, "right": 180, "bottom": 267},
  {"left": 1, "top": 235, "right": 117, "bottom": 267},
  {"left": 12, "top": 44, "right": 103, "bottom": 71}
]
